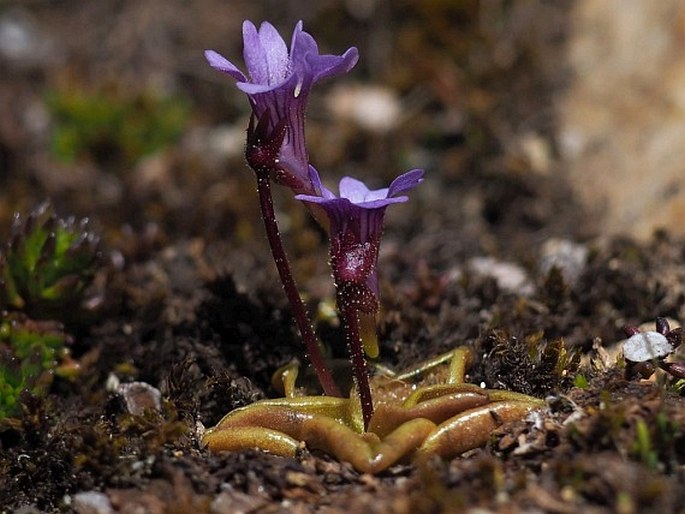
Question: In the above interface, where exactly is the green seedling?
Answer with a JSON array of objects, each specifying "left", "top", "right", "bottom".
[
  {"left": 630, "top": 413, "right": 681, "bottom": 471},
  {"left": 0, "top": 313, "right": 70, "bottom": 420},
  {"left": 632, "top": 419, "right": 659, "bottom": 470},
  {"left": 0, "top": 348, "right": 37, "bottom": 420},
  {"left": 574, "top": 374, "right": 589, "bottom": 389},
  {"left": 0, "top": 201, "right": 100, "bottom": 319},
  {"left": 1, "top": 313, "right": 70, "bottom": 371}
]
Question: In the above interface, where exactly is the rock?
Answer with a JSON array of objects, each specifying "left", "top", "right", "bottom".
[
  {"left": 72, "top": 491, "right": 114, "bottom": 514},
  {"left": 0, "top": 8, "right": 60, "bottom": 69},
  {"left": 561, "top": 0, "right": 685, "bottom": 239},
  {"left": 117, "top": 381, "right": 162, "bottom": 415},
  {"left": 623, "top": 331, "right": 673, "bottom": 362},
  {"left": 467, "top": 257, "right": 534, "bottom": 296},
  {"left": 538, "top": 238, "right": 588, "bottom": 286},
  {"left": 326, "top": 84, "right": 401, "bottom": 133}
]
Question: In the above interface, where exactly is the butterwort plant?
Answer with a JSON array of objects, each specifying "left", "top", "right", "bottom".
[
  {"left": 202, "top": 21, "right": 541, "bottom": 469},
  {"left": 205, "top": 21, "right": 422, "bottom": 428}
]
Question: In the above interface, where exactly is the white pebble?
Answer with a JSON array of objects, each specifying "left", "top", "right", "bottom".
[{"left": 623, "top": 331, "right": 673, "bottom": 362}]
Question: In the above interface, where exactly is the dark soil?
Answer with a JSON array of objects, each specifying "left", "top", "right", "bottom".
[{"left": 1, "top": 1, "right": 685, "bottom": 513}]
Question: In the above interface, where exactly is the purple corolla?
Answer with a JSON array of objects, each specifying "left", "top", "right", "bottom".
[{"left": 205, "top": 21, "right": 358, "bottom": 194}]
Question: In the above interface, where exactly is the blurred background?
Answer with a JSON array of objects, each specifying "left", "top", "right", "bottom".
[{"left": 1, "top": 0, "right": 684, "bottom": 256}]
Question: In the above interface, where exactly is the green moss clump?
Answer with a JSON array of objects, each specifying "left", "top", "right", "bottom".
[
  {"left": 483, "top": 330, "right": 580, "bottom": 396},
  {"left": 46, "top": 87, "right": 190, "bottom": 169},
  {"left": 0, "top": 314, "right": 69, "bottom": 420}
]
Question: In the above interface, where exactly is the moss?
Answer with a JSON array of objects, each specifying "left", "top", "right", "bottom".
[
  {"left": 482, "top": 330, "right": 580, "bottom": 396},
  {"left": 46, "top": 86, "right": 189, "bottom": 170}
]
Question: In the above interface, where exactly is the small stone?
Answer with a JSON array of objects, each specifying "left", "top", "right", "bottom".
[
  {"left": 327, "top": 84, "right": 401, "bottom": 133},
  {"left": 539, "top": 238, "right": 588, "bottom": 286},
  {"left": 72, "top": 491, "right": 114, "bottom": 514},
  {"left": 0, "top": 9, "right": 59, "bottom": 68},
  {"left": 467, "top": 257, "right": 534, "bottom": 296},
  {"left": 623, "top": 331, "right": 673, "bottom": 362},
  {"left": 117, "top": 381, "right": 162, "bottom": 415}
]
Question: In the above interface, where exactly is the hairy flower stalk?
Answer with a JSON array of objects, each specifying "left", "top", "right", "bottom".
[
  {"left": 206, "top": 21, "right": 357, "bottom": 397},
  {"left": 297, "top": 168, "right": 424, "bottom": 429}
]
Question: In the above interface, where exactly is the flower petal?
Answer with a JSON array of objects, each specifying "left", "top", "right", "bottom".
[
  {"left": 295, "top": 195, "right": 352, "bottom": 217},
  {"left": 307, "top": 165, "right": 337, "bottom": 199},
  {"left": 235, "top": 81, "right": 276, "bottom": 95},
  {"left": 309, "top": 47, "right": 360, "bottom": 84},
  {"left": 364, "top": 187, "right": 391, "bottom": 202},
  {"left": 258, "top": 21, "right": 289, "bottom": 85},
  {"left": 204, "top": 50, "right": 247, "bottom": 82},
  {"left": 242, "top": 20, "right": 269, "bottom": 84},
  {"left": 339, "top": 176, "right": 373, "bottom": 203},
  {"left": 356, "top": 196, "right": 407, "bottom": 209},
  {"left": 290, "top": 22, "right": 319, "bottom": 64},
  {"left": 388, "top": 169, "right": 424, "bottom": 198},
  {"left": 290, "top": 22, "right": 358, "bottom": 85}
]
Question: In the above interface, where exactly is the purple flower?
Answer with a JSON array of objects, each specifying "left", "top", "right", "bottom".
[
  {"left": 205, "top": 21, "right": 358, "bottom": 194},
  {"left": 296, "top": 167, "right": 424, "bottom": 305}
]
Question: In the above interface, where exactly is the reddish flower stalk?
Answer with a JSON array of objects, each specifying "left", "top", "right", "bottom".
[
  {"left": 254, "top": 173, "right": 340, "bottom": 397},
  {"left": 246, "top": 112, "right": 340, "bottom": 397},
  {"left": 337, "top": 291, "right": 374, "bottom": 429}
]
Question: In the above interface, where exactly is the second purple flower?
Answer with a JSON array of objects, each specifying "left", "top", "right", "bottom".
[{"left": 297, "top": 167, "right": 424, "bottom": 319}]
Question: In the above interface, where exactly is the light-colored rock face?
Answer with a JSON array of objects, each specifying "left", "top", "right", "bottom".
[{"left": 560, "top": 0, "right": 685, "bottom": 239}]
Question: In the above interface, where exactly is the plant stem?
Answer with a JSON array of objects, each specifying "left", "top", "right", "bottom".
[
  {"left": 338, "top": 299, "right": 374, "bottom": 430},
  {"left": 255, "top": 173, "right": 341, "bottom": 397}
]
